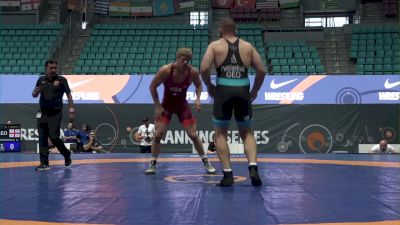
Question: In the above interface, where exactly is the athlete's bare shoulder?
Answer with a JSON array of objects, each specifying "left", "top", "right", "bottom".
[
  {"left": 189, "top": 65, "right": 199, "bottom": 75},
  {"left": 159, "top": 63, "right": 173, "bottom": 74},
  {"left": 209, "top": 38, "right": 224, "bottom": 48},
  {"left": 156, "top": 63, "right": 173, "bottom": 82},
  {"left": 238, "top": 38, "right": 253, "bottom": 49}
]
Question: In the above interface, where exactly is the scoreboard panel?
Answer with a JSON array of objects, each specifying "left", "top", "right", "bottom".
[{"left": 0, "top": 124, "right": 21, "bottom": 152}]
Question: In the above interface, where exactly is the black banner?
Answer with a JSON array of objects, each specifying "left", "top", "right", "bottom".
[{"left": 0, "top": 104, "right": 398, "bottom": 153}]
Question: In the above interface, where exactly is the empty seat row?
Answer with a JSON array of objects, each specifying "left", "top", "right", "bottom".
[
  {"left": 93, "top": 24, "right": 208, "bottom": 30},
  {"left": 0, "top": 59, "right": 47, "bottom": 66},
  {"left": 273, "top": 65, "right": 325, "bottom": 74},
  {"left": 350, "top": 44, "right": 400, "bottom": 51},
  {"left": 1, "top": 47, "right": 50, "bottom": 54},
  {"left": 76, "top": 59, "right": 201, "bottom": 67},
  {"left": 269, "top": 46, "right": 317, "bottom": 53},
  {"left": 79, "top": 53, "right": 203, "bottom": 60},
  {"left": 91, "top": 29, "right": 207, "bottom": 36},
  {"left": 269, "top": 52, "right": 320, "bottom": 59},
  {"left": 268, "top": 41, "right": 307, "bottom": 47},
  {"left": 350, "top": 50, "right": 400, "bottom": 58},
  {"left": 91, "top": 35, "right": 208, "bottom": 42},
  {"left": 0, "top": 24, "right": 62, "bottom": 30},
  {"left": 85, "top": 40, "right": 208, "bottom": 48},
  {"left": 0, "top": 66, "right": 43, "bottom": 74},
  {"left": 0, "top": 30, "right": 60, "bottom": 36},
  {"left": 356, "top": 57, "right": 400, "bottom": 65},
  {"left": 0, "top": 36, "right": 57, "bottom": 42},
  {"left": 356, "top": 64, "right": 400, "bottom": 74},
  {"left": 271, "top": 58, "right": 322, "bottom": 66},
  {"left": 352, "top": 25, "right": 399, "bottom": 33},
  {"left": 0, "top": 53, "right": 49, "bottom": 60},
  {"left": 82, "top": 46, "right": 205, "bottom": 54}
]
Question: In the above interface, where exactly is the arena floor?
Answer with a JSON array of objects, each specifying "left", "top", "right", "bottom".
[{"left": 0, "top": 153, "right": 399, "bottom": 225}]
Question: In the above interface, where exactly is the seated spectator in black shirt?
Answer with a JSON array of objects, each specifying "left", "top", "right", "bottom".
[{"left": 83, "top": 131, "right": 108, "bottom": 153}]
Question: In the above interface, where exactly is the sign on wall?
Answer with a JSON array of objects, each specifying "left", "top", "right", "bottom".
[{"left": 1, "top": 75, "right": 399, "bottom": 104}]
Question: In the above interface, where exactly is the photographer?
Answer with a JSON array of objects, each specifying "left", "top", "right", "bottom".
[
  {"left": 135, "top": 117, "right": 155, "bottom": 153},
  {"left": 83, "top": 131, "right": 107, "bottom": 153}
]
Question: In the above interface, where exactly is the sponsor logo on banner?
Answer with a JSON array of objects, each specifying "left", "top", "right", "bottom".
[
  {"left": 153, "top": 0, "right": 175, "bottom": 16},
  {"left": 379, "top": 78, "right": 400, "bottom": 101},
  {"left": 266, "top": 78, "right": 303, "bottom": 101},
  {"left": 384, "top": 79, "right": 400, "bottom": 89},
  {"left": 234, "top": 0, "right": 255, "bottom": 8},
  {"left": 186, "top": 92, "right": 208, "bottom": 101},
  {"left": 270, "top": 79, "right": 297, "bottom": 89},
  {"left": 161, "top": 129, "right": 270, "bottom": 145},
  {"left": 63, "top": 75, "right": 130, "bottom": 103},
  {"left": 212, "top": 0, "right": 234, "bottom": 8},
  {"left": 378, "top": 92, "right": 400, "bottom": 101},
  {"left": 264, "top": 92, "right": 304, "bottom": 101}
]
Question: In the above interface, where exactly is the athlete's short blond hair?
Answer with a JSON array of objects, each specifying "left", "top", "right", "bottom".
[{"left": 176, "top": 48, "right": 193, "bottom": 59}]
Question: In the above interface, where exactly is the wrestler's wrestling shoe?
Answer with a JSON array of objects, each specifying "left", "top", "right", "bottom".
[
  {"left": 249, "top": 165, "right": 262, "bottom": 186},
  {"left": 145, "top": 161, "right": 157, "bottom": 175},
  {"left": 202, "top": 158, "right": 216, "bottom": 174},
  {"left": 217, "top": 171, "right": 234, "bottom": 186}
]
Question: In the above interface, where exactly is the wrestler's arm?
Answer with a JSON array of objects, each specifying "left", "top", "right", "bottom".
[
  {"left": 250, "top": 45, "right": 266, "bottom": 101},
  {"left": 150, "top": 65, "right": 170, "bottom": 106}
]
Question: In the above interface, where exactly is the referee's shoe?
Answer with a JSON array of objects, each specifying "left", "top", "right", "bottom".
[
  {"left": 64, "top": 151, "right": 72, "bottom": 167},
  {"left": 35, "top": 164, "right": 50, "bottom": 171}
]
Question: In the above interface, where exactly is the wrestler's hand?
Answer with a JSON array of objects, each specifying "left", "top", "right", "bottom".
[
  {"left": 194, "top": 99, "right": 201, "bottom": 112},
  {"left": 207, "top": 84, "right": 217, "bottom": 98},
  {"left": 250, "top": 90, "right": 257, "bottom": 102},
  {"left": 154, "top": 105, "right": 165, "bottom": 121}
]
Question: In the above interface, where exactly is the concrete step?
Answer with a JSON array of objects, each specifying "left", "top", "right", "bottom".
[
  {"left": 47, "top": 9, "right": 59, "bottom": 15},
  {"left": 49, "top": 4, "right": 60, "bottom": 10}
]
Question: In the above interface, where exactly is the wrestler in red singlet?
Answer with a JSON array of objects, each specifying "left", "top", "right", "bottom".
[
  {"left": 158, "top": 64, "right": 196, "bottom": 127},
  {"left": 145, "top": 48, "right": 216, "bottom": 175}
]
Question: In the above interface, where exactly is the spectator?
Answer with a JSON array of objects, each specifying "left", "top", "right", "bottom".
[
  {"left": 6, "top": 120, "right": 12, "bottom": 125},
  {"left": 83, "top": 130, "right": 107, "bottom": 153},
  {"left": 135, "top": 117, "right": 155, "bottom": 153},
  {"left": 63, "top": 122, "right": 79, "bottom": 144},
  {"left": 369, "top": 140, "right": 398, "bottom": 154},
  {"left": 78, "top": 124, "right": 90, "bottom": 143}
]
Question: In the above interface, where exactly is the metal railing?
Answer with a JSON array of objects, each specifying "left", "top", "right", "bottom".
[
  {"left": 58, "top": 0, "right": 69, "bottom": 24},
  {"left": 48, "top": 1, "right": 83, "bottom": 73},
  {"left": 36, "top": 0, "right": 50, "bottom": 23}
]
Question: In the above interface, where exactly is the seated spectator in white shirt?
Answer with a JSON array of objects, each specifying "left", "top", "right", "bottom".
[{"left": 369, "top": 140, "right": 398, "bottom": 154}]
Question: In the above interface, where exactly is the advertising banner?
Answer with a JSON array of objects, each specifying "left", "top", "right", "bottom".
[
  {"left": 1, "top": 104, "right": 398, "bottom": 153},
  {"left": 1, "top": 75, "right": 399, "bottom": 104}
]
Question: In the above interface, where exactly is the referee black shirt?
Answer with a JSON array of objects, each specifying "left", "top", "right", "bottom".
[{"left": 35, "top": 75, "right": 71, "bottom": 115}]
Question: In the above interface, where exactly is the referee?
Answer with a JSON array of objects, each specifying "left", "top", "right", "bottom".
[{"left": 32, "top": 60, "right": 75, "bottom": 171}]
